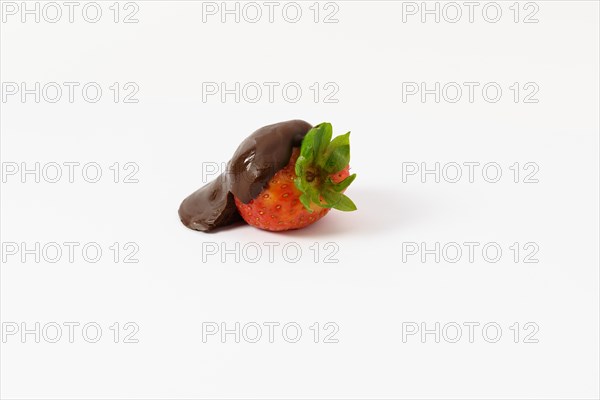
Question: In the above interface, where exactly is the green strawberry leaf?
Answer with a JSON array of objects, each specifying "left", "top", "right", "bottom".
[
  {"left": 295, "top": 156, "right": 307, "bottom": 180},
  {"left": 326, "top": 173, "right": 357, "bottom": 192},
  {"left": 299, "top": 193, "right": 313, "bottom": 212},
  {"left": 293, "top": 123, "right": 357, "bottom": 213},
  {"left": 309, "top": 186, "right": 325, "bottom": 207},
  {"left": 313, "top": 123, "right": 332, "bottom": 164},
  {"left": 331, "top": 194, "right": 357, "bottom": 212},
  {"left": 294, "top": 177, "right": 306, "bottom": 192},
  {"left": 323, "top": 132, "right": 350, "bottom": 174},
  {"left": 299, "top": 129, "right": 316, "bottom": 164},
  {"left": 321, "top": 189, "right": 342, "bottom": 207},
  {"left": 328, "top": 130, "right": 350, "bottom": 150}
]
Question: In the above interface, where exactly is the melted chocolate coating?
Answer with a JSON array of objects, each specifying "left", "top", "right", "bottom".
[{"left": 179, "top": 120, "right": 312, "bottom": 232}]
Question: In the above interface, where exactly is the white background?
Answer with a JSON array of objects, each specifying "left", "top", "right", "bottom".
[{"left": 1, "top": 1, "right": 599, "bottom": 399}]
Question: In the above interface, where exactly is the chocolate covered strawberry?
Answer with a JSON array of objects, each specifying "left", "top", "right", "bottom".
[{"left": 234, "top": 123, "right": 357, "bottom": 231}]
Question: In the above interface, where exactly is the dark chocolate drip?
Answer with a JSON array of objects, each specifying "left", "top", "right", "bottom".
[{"left": 178, "top": 120, "right": 312, "bottom": 232}]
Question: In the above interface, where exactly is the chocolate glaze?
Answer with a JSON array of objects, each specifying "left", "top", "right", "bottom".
[{"left": 179, "top": 120, "right": 312, "bottom": 232}]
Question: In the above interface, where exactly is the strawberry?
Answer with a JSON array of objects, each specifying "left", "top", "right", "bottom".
[{"left": 234, "top": 123, "right": 357, "bottom": 231}]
